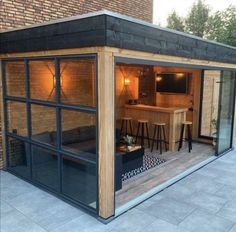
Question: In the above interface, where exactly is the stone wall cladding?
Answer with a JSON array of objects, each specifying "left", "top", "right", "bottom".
[{"left": 0, "top": 0, "right": 153, "bottom": 31}]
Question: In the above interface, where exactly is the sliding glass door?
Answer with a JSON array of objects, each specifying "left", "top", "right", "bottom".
[{"left": 217, "top": 71, "right": 236, "bottom": 155}]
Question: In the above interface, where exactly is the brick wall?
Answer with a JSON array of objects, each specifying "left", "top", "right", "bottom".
[{"left": 0, "top": 0, "right": 153, "bottom": 31}]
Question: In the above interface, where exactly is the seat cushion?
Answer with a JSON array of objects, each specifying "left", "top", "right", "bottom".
[
  {"left": 66, "top": 139, "right": 96, "bottom": 154},
  {"left": 51, "top": 128, "right": 80, "bottom": 145},
  {"left": 32, "top": 131, "right": 51, "bottom": 144},
  {"left": 77, "top": 126, "right": 96, "bottom": 142}
]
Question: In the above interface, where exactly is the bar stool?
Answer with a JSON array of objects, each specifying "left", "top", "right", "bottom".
[
  {"left": 178, "top": 121, "right": 192, "bottom": 152},
  {"left": 120, "top": 117, "right": 133, "bottom": 136},
  {"left": 151, "top": 122, "right": 168, "bottom": 154},
  {"left": 135, "top": 119, "right": 150, "bottom": 148}
]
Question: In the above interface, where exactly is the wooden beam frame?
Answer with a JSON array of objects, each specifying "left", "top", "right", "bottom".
[{"left": 97, "top": 50, "right": 115, "bottom": 219}]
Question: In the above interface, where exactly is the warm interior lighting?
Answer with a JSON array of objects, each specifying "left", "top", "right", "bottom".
[
  {"left": 176, "top": 73, "right": 185, "bottom": 78},
  {"left": 156, "top": 76, "right": 162, "bottom": 82},
  {"left": 53, "top": 75, "right": 63, "bottom": 88},
  {"left": 124, "top": 78, "right": 131, "bottom": 86}
]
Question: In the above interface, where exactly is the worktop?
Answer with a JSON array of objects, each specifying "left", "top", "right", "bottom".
[{"left": 125, "top": 104, "right": 188, "bottom": 114}]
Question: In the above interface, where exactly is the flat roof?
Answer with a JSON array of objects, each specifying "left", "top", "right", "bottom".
[{"left": 1, "top": 10, "right": 236, "bottom": 64}]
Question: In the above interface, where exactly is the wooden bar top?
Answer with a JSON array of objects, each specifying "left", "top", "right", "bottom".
[{"left": 125, "top": 104, "right": 188, "bottom": 114}]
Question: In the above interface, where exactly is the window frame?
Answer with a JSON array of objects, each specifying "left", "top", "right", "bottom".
[{"left": 2, "top": 54, "right": 99, "bottom": 215}]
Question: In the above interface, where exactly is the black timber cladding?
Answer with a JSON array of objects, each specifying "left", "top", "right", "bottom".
[
  {"left": 105, "top": 16, "right": 236, "bottom": 64},
  {"left": 0, "top": 15, "right": 106, "bottom": 53},
  {"left": 0, "top": 12, "right": 236, "bottom": 64}
]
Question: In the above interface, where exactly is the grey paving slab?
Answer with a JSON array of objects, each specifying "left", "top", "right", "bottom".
[
  {"left": 0, "top": 172, "right": 39, "bottom": 201},
  {"left": 183, "top": 192, "right": 227, "bottom": 213},
  {"left": 215, "top": 174, "right": 236, "bottom": 188},
  {"left": 51, "top": 214, "right": 110, "bottom": 232},
  {"left": 0, "top": 200, "right": 14, "bottom": 215},
  {"left": 141, "top": 197, "right": 196, "bottom": 225},
  {"left": 229, "top": 224, "right": 236, "bottom": 232},
  {"left": 177, "top": 173, "right": 224, "bottom": 194},
  {"left": 136, "top": 218, "right": 190, "bottom": 232},
  {"left": 179, "top": 209, "right": 234, "bottom": 232},
  {"left": 217, "top": 200, "right": 236, "bottom": 223},
  {"left": 108, "top": 208, "right": 158, "bottom": 232},
  {"left": 6, "top": 188, "right": 84, "bottom": 231},
  {"left": 1, "top": 150, "right": 236, "bottom": 232},
  {"left": 1, "top": 208, "right": 47, "bottom": 232},
  {"left": 158, "top": 182, "right": 195, "bottom": 201},
  {"left": 214, "top": 185, "right": 236, "bottom": 201}
]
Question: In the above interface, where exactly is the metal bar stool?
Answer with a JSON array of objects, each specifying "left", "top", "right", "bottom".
[
  {"left": 178, "top": 121, "right": 192, "bottom": 152},
  {"left": 135, "top": 119, "right": 150, "bottom": 148},
  {"left": 151, "top": 122, "right": 168, "bottom": 154},
  {"left": 120, "top": 117, "right": 133, "bottom": 136}
]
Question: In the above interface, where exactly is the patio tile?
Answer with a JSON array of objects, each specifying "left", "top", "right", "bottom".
[
  {"left": 215, "top": 174, "right": 236, "bottom": 188},
  {"left": 1, "top": 208, "right": 47, "bottom": 232},
  {"left": 7, "top": 189, "right": 84, "bottom": 231},
  {"left": 178, "top": 173, "right": 224, "bottom": 194},
  {"left": 217, "top": 200, "right": 236, "bottom": 223},
  {"left": 0, "top": 171, "right": 38, "bottom": 201},
  {"left": 136, "top": 218, "right": 190, "bottom": 232},
  {"left": 184, "top": 192, "right": 227, "bottom": 213},
  {"left": 196, "top": 166, "right": 221, "bottom": 178},
  {"left": 158, "top": 182, "right": 195, "bottom": 201},
  {"left": 108, "top": 208, "right": 157, "bottom": 232},
  {"left": 229, "top": 224, "right": 236, "bottom": 232},
  {"left": 141, "top": 197, "right": 196, "bottom": 225},
  {"left": 52, "top": 213, "right": 110, "bottom": 232},
  {"left": 179, "top": 209, "right": 234, "bottom": 232},
  {"left": 214, "top": 185, "right": 236, "bottom": 201},
  {"left": 0, "top": 200, "right": 14, "bottom": 215},
  {"left": 135, "top": 198, "right": 159, "bottom": 211}
]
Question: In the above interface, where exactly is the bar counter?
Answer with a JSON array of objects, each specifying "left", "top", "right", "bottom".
[{"left": 125, "top": 104, "right": 188, "bottom": 151}]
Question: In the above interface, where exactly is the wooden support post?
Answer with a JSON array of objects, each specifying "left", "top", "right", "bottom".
[{"left": 98, "top": 50, "right": 115, "bottom": 219}]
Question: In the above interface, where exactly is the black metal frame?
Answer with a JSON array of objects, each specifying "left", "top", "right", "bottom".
[
  {"left": 1, "top": 54, "right": 99, "bottom": 216},
  {"left": 216, "top": 71, "right": 236, "bottom": 155}
]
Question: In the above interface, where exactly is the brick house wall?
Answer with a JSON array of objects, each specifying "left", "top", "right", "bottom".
[
  {"left": 0, "top": 0, "right": 153, "bottom": 169},
  {"left": 0, "top": 0, "right": 153, "bottom": 31}
]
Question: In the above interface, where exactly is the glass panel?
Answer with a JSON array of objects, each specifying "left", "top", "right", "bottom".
[
  {"left": 32, "top": 145, "right": 58, "bottom": 190},
  {"left": 62, "top": 154, "right": 97, "bottom": 208},
  {"left": 217, "top": 71, "right": 236, "bottom": 154},
  {"left": 31, "top": 104, "right": 56, "bottom": 146},
  {"left": 8, "top": 137, "right": 30, "bottom": 179},
  {"left": 200, "top": 70, "right": 220, "bottom": 137},
  {"left": 60, "top": 58, "right": 96, "bottom": 107},
  {"left": 5, "top": 61, "right": 26, "bottom": 97},
  {"left": 29, "top": 60, "right": 56, "bottom": 102},
  {"left": 7, "top": 101, "right": 28, "bottom": 137},
  {"left": 61, "top": 109, "right": 96, "bottom": 159}
]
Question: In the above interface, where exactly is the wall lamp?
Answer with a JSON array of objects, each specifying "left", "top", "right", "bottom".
[{"left": 124, "top": 78, "right": 131, "bottom": 86}]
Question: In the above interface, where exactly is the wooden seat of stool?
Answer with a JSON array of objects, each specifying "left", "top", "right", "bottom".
[
  {"left": 135, "top": 119, "right": 150, "bottom": 148},
  {"left": 153, "top": 122, "right": 166, "bottom": 126},
  {"left": 138, "top": 119, "right": 149, "bottom": 123},
  {"left": 122, "top": 117, "right": 132, "bottom": 121},
  {"left": 183, "top": 121, "right": 192, "bottom": 125}
]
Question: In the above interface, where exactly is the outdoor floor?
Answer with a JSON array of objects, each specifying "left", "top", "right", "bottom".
[
  {"left": 1, "top": 148, "right": 236, "bottom": 232},
  {"left": 116, "top": 142, "right": 214, "bottom": 207}
]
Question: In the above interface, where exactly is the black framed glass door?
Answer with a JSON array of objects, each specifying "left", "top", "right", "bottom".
[{"left": 216, "top": 71, "right": 236, "bottom": 155}]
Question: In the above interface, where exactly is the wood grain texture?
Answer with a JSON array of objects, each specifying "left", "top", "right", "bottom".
[
  {"left": 98, "top": 50, "right": 115, "bottom": 219},
  {"left": 1, "top": 46, "right": 236, "bottom": 70}
]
